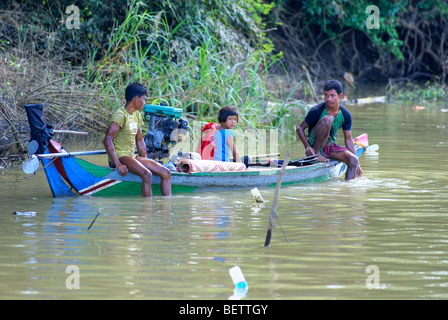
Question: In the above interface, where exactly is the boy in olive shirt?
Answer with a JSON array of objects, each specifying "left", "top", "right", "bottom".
[{"left": 103, "top": 83, "right": 171, "bottom": 196}]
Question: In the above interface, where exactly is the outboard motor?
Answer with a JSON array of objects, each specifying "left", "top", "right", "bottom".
[
  {"left": 24, "top": 104, "right": 54, "bottom": 154},
  {"left": 143, "top": 104, "right": 188, "bottom": 160}
]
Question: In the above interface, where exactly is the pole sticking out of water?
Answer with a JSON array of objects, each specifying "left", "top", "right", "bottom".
[
  {"left": 264, "top": 151, "right": 290, "bottom": 247},
  {"left": 87, "top": 209, "right": 101, "bottom": 231}
]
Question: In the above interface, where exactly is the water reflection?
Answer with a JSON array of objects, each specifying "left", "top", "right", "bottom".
[{"left": 1, "top": 102, "right": 448, "bottom": 299}]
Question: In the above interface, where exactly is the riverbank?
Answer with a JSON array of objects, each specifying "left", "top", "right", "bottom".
[
  {"left": 2, "top": 68, "right": 447, "bottom": 166},
  {"left": 1, "top": 1, "right": 447, "bottom": 166}
]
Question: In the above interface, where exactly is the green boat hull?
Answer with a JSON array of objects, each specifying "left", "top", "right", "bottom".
[{"left": 40, "top": 135, "right": 368, "bottom": 197}]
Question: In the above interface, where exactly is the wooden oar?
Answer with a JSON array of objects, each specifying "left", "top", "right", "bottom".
[{"left": 264, "top": 150, "right": 290, "bottom": 247}]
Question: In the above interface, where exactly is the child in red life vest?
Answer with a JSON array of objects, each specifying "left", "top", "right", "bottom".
[{"left": 197, "top": 106, "right": 243, "bottom": 163}]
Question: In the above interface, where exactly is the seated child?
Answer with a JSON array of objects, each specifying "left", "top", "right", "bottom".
[{"left": 214, "top": 106, "right": 242, "bottom": 163}]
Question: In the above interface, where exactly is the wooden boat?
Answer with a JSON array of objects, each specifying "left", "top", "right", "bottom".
[{"left": 32, "top": 134, "right": 369, "bottom": 197}]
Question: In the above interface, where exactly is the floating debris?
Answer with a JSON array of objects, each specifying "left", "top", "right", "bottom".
[
  {"left": 412, "top": 105, "right": 425, "bottom": 110},
  {"left": 12, "top": 211, "right": 37, "bottom": 216},
  {"left": 251, "top": 188, "right": 265, "bottom": 204},
  {"left": 355, "top": 96, "right": 386, "bottom": 104},
  {"left": 229, "top": 265, "right": 249, "bottom": 289},
  {"left": 365, "top": 144, "right": 380, "bottom": 157},
  {"left": 87, "top": 210, "right": 101, "bottom": 231},
  {"left": 229, "top": 265, "right": 249, "bottom": 300}
]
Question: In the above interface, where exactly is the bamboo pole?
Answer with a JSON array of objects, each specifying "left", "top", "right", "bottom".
[
  {"left": 264, "top": 150, "right": 290, "bottom": 247},
  {"left": 53, "top": 130, "right": 89, "bottom": 135}
]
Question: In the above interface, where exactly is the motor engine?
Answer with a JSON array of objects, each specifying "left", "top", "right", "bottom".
[{"left": 143, "top": 104, "right": 188, "bottom": 160}]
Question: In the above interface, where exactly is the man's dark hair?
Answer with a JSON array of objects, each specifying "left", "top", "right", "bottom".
[
  {"left": 218, "top": 106, "right": 239, "bottom": 123},
  {"left": 125, "top": 82, "right": 147, "bottom": 102},
  {"left": 323, "top": 80, "right": 343, "bottom": 95}
]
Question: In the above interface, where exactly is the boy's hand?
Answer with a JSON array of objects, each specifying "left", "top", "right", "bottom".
[
  {"left": 116, "top": 163, "right": 129, "bottom": 176},
  {"left": 305, "top": 146, "right": 315, "bottom": 157}
]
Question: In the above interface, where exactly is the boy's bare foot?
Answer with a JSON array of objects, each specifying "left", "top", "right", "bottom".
[{"left": 316, "top": 153, "right": 329, "bottom": 162}]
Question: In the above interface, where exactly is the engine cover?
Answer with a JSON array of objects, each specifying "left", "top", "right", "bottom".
[{"left": 143, "top": 105, "right": 188, "bottom": 160}]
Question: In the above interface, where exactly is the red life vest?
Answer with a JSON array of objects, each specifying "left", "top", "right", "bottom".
[{"left": 197, "top": 123, "right": 218, "bottom": 160}]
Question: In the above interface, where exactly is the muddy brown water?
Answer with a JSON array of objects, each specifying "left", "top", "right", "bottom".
[{"left": 1, "top": 102, "right": 447, "bottom": 299}]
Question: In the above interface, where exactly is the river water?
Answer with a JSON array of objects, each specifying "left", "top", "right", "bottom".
[{"left": 1, "top": 101, "right": 447, "bottom": 300}]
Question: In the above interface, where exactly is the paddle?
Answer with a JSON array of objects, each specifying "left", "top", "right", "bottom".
[{"left": 264, "top": 151, "right": 290, "bottom": 247}]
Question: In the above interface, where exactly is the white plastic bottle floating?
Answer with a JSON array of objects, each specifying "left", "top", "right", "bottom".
[
  {"left": 365, "top": 144, "right": 379, "bottom": 156},
  {"left": 229, "top": 266, "right": 248, "bottom": 289},
  {"left": 229, "top": 266, "right": 249, "bottom": 300},
  {"left": 251, "top": 188, "right": 265, "bottom": 204},
  {"left": 12, "top": 211, "right": 37, "bottom": 216}
]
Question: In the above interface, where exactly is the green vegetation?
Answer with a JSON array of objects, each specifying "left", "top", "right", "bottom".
[
  {"left": 1, "top": 0, "right": 447, "bottom": 158},
  {"left": 0, "top": 0, "right": 305, "bottom": 141},
  {"left": 387, "top": 82, "right": 448, "bottom": 103},
  {"left": 271, "top": 0, "right": 448, "bottom": 84}
]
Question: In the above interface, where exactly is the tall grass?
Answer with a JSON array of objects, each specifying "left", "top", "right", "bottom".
[
  {"left": 1, "top": 0, "right": 308, "bottom": 158},
  {"left": 85, "top": 1, "right": 308, "bottom": 138}
]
